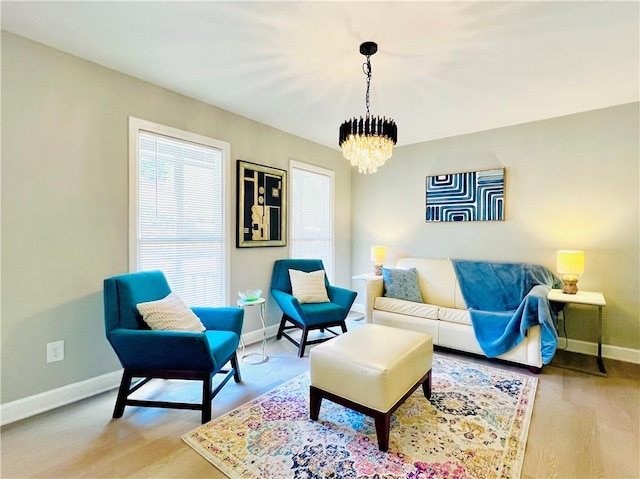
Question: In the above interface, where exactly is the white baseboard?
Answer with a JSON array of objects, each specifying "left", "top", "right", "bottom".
[
  {"left": 0, "top": 370, "right": 123, "bottom": 426},
  {"left": 241, "top": 324, "right": 280, "bottom": 346},
  {"left": 0, "top": 327, "right": 282, "bottom": 426},
  {"left": 3, "top": 325, "right": 637, "bottom": 426},
  {"left": 351, "top": 303, "right": 365, "bottom": 314},
  {"left": 560, "top": 337, "right": 640, "bottom": 364}
]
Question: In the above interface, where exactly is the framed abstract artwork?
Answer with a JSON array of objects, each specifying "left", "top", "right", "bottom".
[
  {"left": 425, "top": 168, "right": 505, "bottom": 222},
  {"left": 237, "top": 160, "right": 287, "bottom": 247}
]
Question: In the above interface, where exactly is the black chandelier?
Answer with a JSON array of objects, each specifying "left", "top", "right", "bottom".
[{"left": 339, "top": 41, "right": 397, "bottom": 174}]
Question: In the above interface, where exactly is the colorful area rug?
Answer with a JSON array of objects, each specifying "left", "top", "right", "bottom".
[{"left": 182, "top": 355, "right": 537, "bottom": 479}]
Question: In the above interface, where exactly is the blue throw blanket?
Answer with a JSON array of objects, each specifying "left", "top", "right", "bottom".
[{"left": 451, "top": 260, "right": 562, "bottom": 365}]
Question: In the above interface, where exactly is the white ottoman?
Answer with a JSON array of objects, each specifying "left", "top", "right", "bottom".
[{"left": 309, "top": 323, "right": 433, "bottom": 452}]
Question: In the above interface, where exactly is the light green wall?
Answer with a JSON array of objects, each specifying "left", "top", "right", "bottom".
[
  {"left": 1, "top": 32, "right": 352, "bottom": 403},
  {"left": 351, "top": 102, "right": 640, "bottom": 351}
]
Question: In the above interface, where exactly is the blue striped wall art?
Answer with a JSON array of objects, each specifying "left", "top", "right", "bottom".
[{"left": 425, "top": 168, "right": 505, "bottom": 222}]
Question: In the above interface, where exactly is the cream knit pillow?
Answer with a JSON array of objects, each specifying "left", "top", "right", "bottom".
[
  {"left": 289, "top": 269, "right": 330, "bottom": 304},
  {"left": 136, "top": 292, "right": 205, "bottom": 332}
]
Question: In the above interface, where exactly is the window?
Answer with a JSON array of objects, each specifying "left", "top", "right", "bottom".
[
  {"left": 129, "top": 118, "right": 230, "bottom": 306},
  {"left": 290, "top": 160, "right": 334, "bottom": 280}
]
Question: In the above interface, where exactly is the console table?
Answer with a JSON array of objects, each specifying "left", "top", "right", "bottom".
[{"left": 548, "top": 289, "right": 606, "bottom": 376}]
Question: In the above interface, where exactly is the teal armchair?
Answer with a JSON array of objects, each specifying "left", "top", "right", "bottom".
[
  {"left": 271, "top": 259, "right": 357, "bottom": 357},
  {"left": 104, "top": 270, "right": 243, "bottom": 423}
]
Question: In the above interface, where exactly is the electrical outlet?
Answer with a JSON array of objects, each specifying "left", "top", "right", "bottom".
[{"left": 47, "top": 340, "right": 64, "bottom": 363}]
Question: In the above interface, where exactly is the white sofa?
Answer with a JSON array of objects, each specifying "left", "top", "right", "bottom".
[{"left": 360, "top": 257, "right": 544, "bottom": 370}]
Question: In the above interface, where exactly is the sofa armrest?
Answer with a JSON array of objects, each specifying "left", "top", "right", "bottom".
[
  {"left": 524, "top": 325, "right": 543, "bottom": 367},
  {"left": 357, "top": 275, "right": 384, "bottom": 323}
]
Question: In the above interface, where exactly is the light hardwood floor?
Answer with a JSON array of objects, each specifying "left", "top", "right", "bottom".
[{"left": 2, "top": 320, "right": 639, "bottom": 479}]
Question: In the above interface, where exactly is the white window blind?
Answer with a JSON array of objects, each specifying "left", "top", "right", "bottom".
[
  {"left": 130, "top": 119, "right": 229, "bottom": 306},
  {"left": 290, "top": 161, "right": 334, "bottom": 281}
]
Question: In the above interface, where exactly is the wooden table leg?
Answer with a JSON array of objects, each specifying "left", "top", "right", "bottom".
[
  {"left": 596, "top": 305, "right": 606, "bottom": 375},
  {"left": 422, "top": 370, "right": 432, "bottom": 400},
  {"left": 374, "top": 412, "right": 391, "bottom": 452},
  {"left": 309, "top": 386, "right": 322, "bottom": 421}
]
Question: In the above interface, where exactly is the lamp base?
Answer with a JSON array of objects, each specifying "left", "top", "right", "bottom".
[
  {"left": 561, "top": 274, "right": 579, "bottom": 294},
  {"left": 374, "top": 262, "right": 383, "bottom": 276}
]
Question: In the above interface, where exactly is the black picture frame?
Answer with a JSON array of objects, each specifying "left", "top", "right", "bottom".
[{"left": 236, "top": 160, "right": 287, "bottom": 247}]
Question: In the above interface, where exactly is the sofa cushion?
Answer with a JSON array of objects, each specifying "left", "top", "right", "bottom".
[
  {"left": 374, "top": 297, "right": 438, "bottom": 320},
  {"left": 438, "top": 306, "right": 472, "bottom": 326},
  {"left": 395, "top": 257, "right": 466, "bottom": 309},
  {"left": 381, "top": 267, "right": 423, "bottom": 303}
]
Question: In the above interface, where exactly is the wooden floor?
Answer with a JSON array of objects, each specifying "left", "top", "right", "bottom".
[{"left": 2, "top": 319, "right": 639, "bottom": 479}]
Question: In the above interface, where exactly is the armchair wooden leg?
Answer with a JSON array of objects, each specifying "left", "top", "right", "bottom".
[
  {"left": 340, "top": 322, "right": 348, "bottom": 334},
  {"left": 202, "top": 374, "right": 213, "bottom": 424},
  {"left": 113, "top": 371, "right": 132, "bottom": 418},
  {"left": 276, "top": 315, "right": 287, "bottom": 340},
  {"left": 298, "top": 328, "right": 310, "bottom": 358},
  {"left": 231, "top": 352, "right": 241, "bottom": 382}
]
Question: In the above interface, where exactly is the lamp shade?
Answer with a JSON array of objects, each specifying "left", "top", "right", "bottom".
[
  {"left": 371, "top": 246, "right": 387, "bottom": 262},
  {"left": 557, "top": 250, "right": 585, "bottom": 275}
]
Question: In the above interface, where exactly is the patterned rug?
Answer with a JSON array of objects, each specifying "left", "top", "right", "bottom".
[{"left": 182, "top": 355, "right": 538, "bottom": 479}]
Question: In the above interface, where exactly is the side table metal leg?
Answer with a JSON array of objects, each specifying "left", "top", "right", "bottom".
[
  {"left": 240, "top": 336, "right": 247, "bottom": 358},
  {"left": 596, "top": 305, "right": 606, "bottom": 375},
  {"left": 258, "top": 302, "right": 269, "bottom": 363},
  {"left": 550, "top": 302, "right": 607, "bottom": 377},
  {"left": 241, "top": 301, "right": 269, "bottom": 365}
]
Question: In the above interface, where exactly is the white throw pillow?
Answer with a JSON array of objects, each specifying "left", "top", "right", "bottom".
[
  {"left": 289, "top": 269, "right": 330, "bottom": 304},
  {"left": 136, "top": 292, "right": 205, "bottom": 332}
]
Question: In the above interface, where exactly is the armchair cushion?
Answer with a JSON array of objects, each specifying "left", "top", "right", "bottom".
[
  {"left": 136, "top": 292, "right": 205, "bottom": 332},
  {"left": 108, "top": 329, "right": 215, "bottom": 370},
  {"left": 300, "top": 302, "right": 350, "bottom": 326},
  {"left": 289, "top": 269, "right": 330, "bottom": 303}
]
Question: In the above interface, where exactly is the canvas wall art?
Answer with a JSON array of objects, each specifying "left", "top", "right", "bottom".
[
  {"left": 237, "top": 160, "right": 286, "bottom": 247},
  {"left": 426, "top": 168, "right": 505, "bottom": 222}
]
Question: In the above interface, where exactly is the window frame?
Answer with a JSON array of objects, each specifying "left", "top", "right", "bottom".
[
  {"left": 128, "top": 117, "right": 232, "bottom": 305},
  {"left": 289, "top": 159, "right": 335, "bottom": 282}
]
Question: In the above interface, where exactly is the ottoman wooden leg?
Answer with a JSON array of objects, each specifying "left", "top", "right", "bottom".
[
  {"left": 309, "top": 386, "right": 322, "bottom": 421},
  {"left": 422, "top": 369, "right": 432, "bottom": 400},
  {"left": 374, "top": 412, "right": 391, "bottom": 452}
]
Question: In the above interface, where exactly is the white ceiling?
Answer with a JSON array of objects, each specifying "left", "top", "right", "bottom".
[{"left": 2, "top": 1, "right": 638, "bottom": 149}]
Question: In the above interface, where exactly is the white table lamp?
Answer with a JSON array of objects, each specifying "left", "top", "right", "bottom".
[
  {"left": 557, "top": 250, "right": 584, "bottom": 294},
  {"left": 371, "top": 246, "right": 387, "bottom": 276}
]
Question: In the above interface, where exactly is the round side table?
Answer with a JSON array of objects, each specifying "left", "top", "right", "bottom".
[{"left": 237, "top": 297, "right": 269, "bottom": 364}]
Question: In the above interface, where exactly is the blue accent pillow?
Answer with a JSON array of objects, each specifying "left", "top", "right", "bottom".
[{"left": 382, "top": 267, "right": 423, "bottom": 303}]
